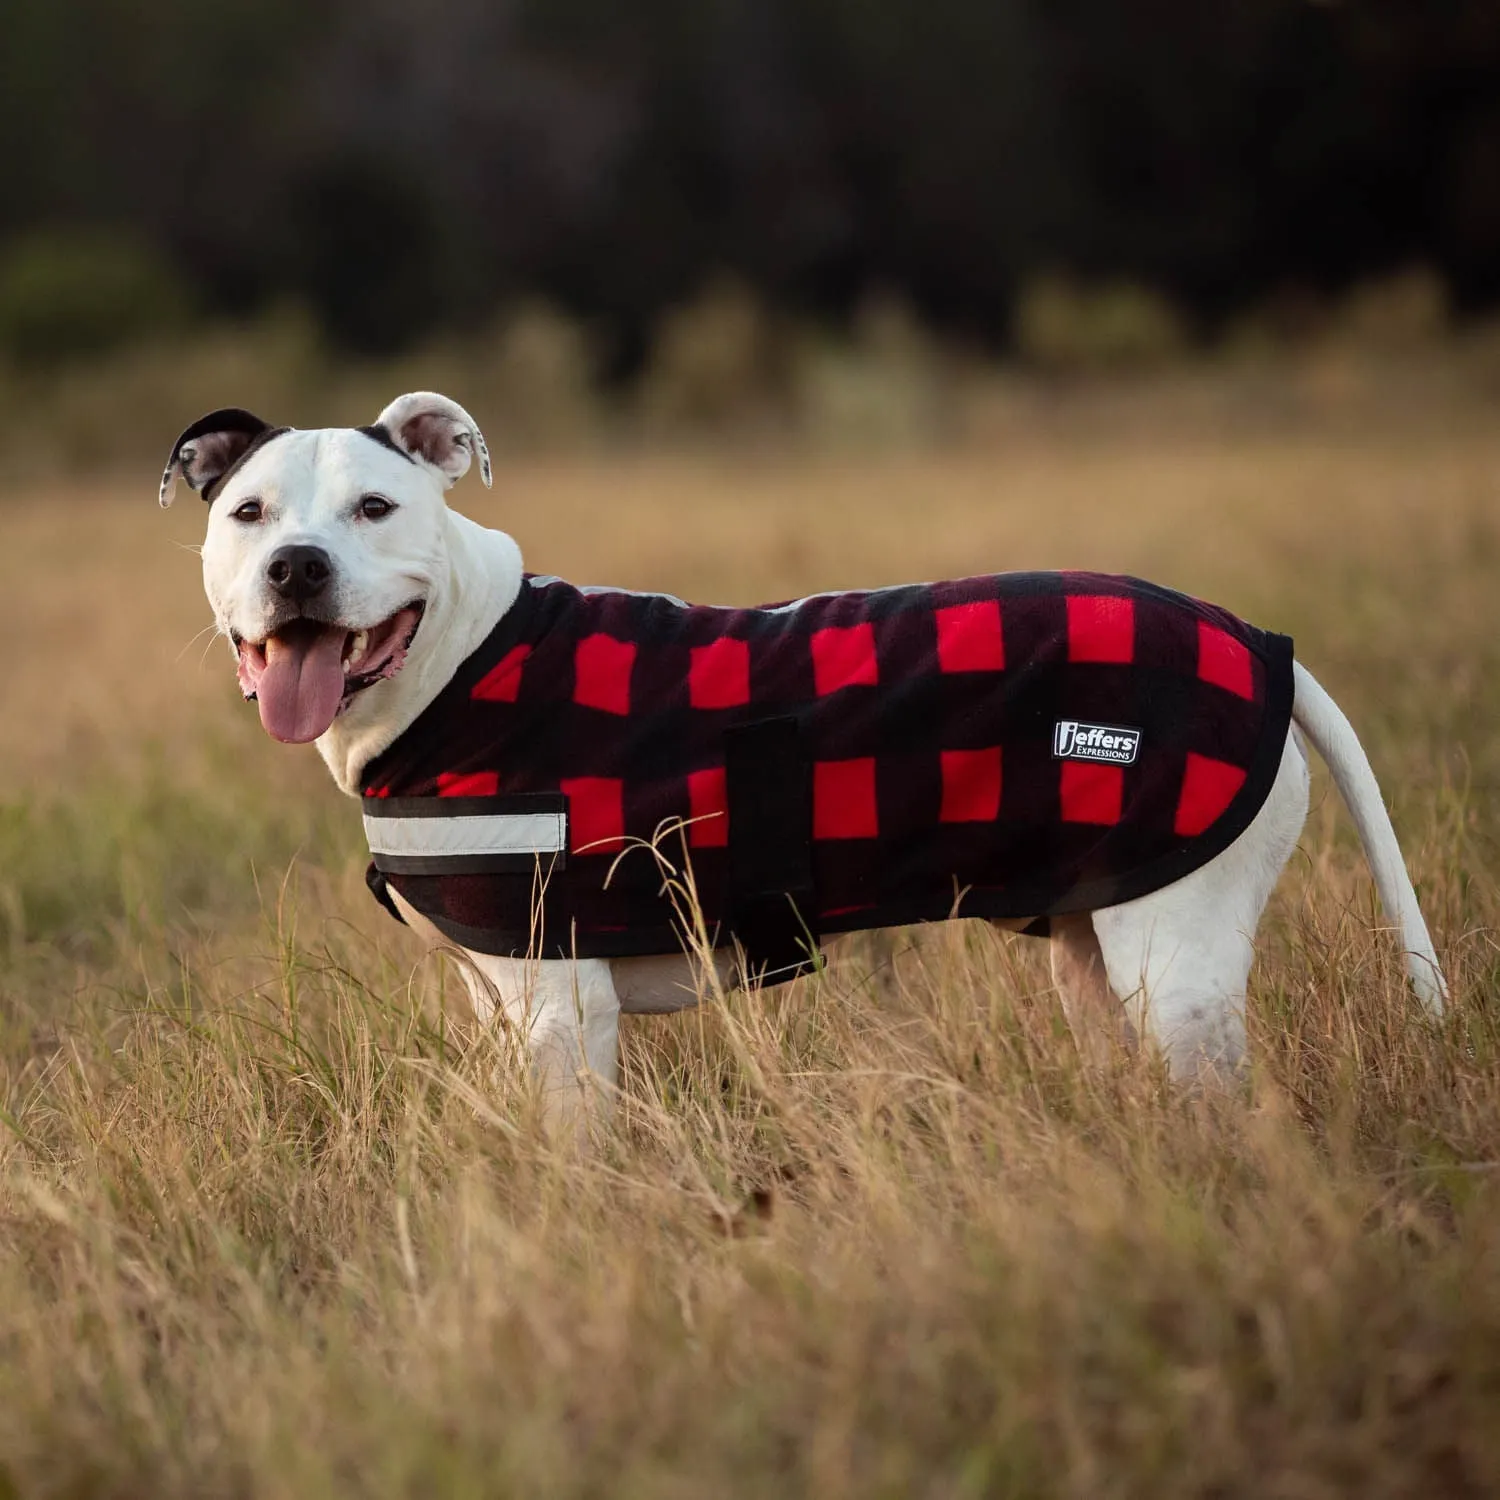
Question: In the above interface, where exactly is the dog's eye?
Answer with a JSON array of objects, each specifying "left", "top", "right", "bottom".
[
  {"left": 231, "top": 499, "right": 264, "bottom": 523},
  {"left": 358, "top": 495, "right": 395, "bottom": 521}
]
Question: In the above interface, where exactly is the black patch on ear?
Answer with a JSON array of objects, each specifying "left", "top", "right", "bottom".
[
  {"left": 173, "top": 406, "right": 268, "bottom": 453},
  {"left": 356, "top": 424, "right": 418, "bottom": 464},
  {"left": 164, "top": 408, "right": 286, "bottom": 502}
]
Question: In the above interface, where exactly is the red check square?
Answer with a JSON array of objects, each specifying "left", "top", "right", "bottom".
[
  {"left": 813, "top": 758, "right": 879, "bottom": 839},
  {"left": 689, "top": 638, "right": 750, "bottom": 709},
  {"left": 811, "top": 623, "right": 879, "bottom": 696},
  {"left": 935, "top": 600, "right": 1004, "bottom": 673},
  {"left": 1197, "top": 623, "right": 1255, "bottom": 701},
  {"left": 437, "top": 770, "right": 500, "bottom": 797},
  {"left": 561, "top": 777, "right": 625, "bottom": 853},
  {"left": 687, "top": 767, "right": 729, "bottom": 847},
  {"left": 471, "top": 644, "right": 532, "bottom": 702},
  {"left": 573, "top": 634, "right": 636, "bottom": 715},
  {"left": 1174, "top": 753, "right": 1247, "bottom": 837},
  {"left": 939, "top": 748, "right": 1002, "bottom": 822},
  {"left": 1060, "top": 761, "right": 1123, "bottom": 825},
  {"left": 1067, "top": 595, "right": 1135, "bottom": 664}
]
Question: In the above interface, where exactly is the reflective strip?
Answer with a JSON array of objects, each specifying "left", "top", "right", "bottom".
[{"left": 363, "top": 810, "right": 567, "bottom": 860}]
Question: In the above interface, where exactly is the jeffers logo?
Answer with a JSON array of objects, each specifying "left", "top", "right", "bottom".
[{"left": 1053, "top": 720, "right": 1142, "bottom": 765}]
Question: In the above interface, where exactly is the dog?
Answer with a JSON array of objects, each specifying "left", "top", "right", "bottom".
[{"left": 161, "top": 391, "right": 1447, "bottom": 1126}]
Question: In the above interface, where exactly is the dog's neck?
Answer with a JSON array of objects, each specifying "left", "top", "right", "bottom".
[{"left": 316, "top": 509, "right": 523, "bottom": 795}]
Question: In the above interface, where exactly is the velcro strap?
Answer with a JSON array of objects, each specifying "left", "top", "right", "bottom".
[
  {"left": 366, "top": 863, "right": 407, "bottom": 924},
  {"left": 723, "top": 717, "right": 821, "bottom": 981},
  {"left": 363, "top": 793, "right": 567, "bottom": 876}
]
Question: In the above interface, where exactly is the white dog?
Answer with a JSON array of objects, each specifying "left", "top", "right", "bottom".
[{"left": 161, "top": 392, "right": 1447, "bottom": 1125}]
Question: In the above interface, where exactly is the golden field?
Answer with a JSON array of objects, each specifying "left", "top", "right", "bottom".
[{"left": 0, "top": 389, "right": 1496, "bottom": 1497}]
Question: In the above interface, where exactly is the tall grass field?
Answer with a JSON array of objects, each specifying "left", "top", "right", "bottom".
[{"left": 0, "top": 400, "right": 1496, "bottom": 1496}]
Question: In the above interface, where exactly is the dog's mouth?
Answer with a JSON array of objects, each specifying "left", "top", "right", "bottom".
[{"left": 234, "top": 602, "right": 425, "bottom": 744}]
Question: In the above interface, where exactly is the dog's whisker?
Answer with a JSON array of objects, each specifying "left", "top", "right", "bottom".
[{"left": 177, "top": 622, "right": 222, "bottom": 665}]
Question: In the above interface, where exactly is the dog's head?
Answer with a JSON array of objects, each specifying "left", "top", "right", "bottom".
[{"left": 161, "top": 392, "right": 491, "bottom": 744}]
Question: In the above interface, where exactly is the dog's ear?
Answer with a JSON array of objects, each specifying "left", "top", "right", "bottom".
[
  {"left": 370, "top": 391, "right": 492, "bottom": 491},
  {"left": 159, "top": 408, "right": 274, "bottom": 508}
]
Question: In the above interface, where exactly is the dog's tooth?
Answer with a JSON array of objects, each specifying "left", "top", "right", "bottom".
[{"left": 351, "top": 630, "right": 369, "bottom": 662}]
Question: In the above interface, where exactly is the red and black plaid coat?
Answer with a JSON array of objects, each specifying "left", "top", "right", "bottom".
[{"left": 362, "top": 571, "right": 1294, "bottom": 977}]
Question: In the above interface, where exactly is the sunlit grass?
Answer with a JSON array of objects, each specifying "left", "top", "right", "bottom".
[{"left": 0, "top": 407, "right": 1494, "bottom": 1495}]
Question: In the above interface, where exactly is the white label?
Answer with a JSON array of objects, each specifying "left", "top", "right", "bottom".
[{"left": 1053, "top": 720, "right": 1142, "bottom": 766}]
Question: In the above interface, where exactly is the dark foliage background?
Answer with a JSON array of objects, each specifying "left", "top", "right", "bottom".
[{"left": 2, "top": 0, "right": 1498, "bottom": 364}]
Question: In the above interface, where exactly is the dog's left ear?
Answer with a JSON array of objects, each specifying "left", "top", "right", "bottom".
[
  {"left": 371, "top": 391, "right": 492, "bottom": 490},
  {"left": 159, "top": 408, "right": 275, "bottom": 508}
]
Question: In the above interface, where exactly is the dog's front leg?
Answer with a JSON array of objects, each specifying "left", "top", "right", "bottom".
[{"left": 457, "top": 951, "right": 622, "bottom": 1135}]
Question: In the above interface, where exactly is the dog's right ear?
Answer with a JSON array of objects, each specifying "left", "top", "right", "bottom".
[{"left": 159, "top": 408, "right": 274, "bottom": 507}]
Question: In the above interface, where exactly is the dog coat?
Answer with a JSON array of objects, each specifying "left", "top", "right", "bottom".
[{"left": 361, "top": 571, "right": 1294, "bottom": 978}]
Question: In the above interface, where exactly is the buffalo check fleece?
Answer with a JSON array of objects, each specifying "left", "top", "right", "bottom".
[{"left": 361, "top": 571, "right": 1294, "bottom": 975}]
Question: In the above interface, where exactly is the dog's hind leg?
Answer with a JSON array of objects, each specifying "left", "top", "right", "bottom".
[
  {"left": 1089, "top": 731, "right": 1310, "bottom": 1084},
  {"left": 1049, "top": 912, "right": 1138, "bottom": 1066}
]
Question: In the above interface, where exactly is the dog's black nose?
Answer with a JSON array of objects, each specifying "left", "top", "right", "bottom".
[{"left": 265, "top": 544, "right": 333, "bottom": 603}]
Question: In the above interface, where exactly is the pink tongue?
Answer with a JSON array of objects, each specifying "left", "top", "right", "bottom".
[{"left": 257, "top": 628, "right": 347, "bottom": 743}]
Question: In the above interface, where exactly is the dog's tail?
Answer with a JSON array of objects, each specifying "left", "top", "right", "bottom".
[{"left": 1291, "top": 661, "right": 1447, "bottom": 1012}]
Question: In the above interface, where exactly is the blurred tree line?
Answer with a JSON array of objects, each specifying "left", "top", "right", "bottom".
[{"left": 1, "top": 0, "right": 1498, "bottom": 370}]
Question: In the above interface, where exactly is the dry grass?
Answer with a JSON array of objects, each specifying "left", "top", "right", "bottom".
[{"left": 0, "top": 403, "right": 1496, "bottom": 1496}]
